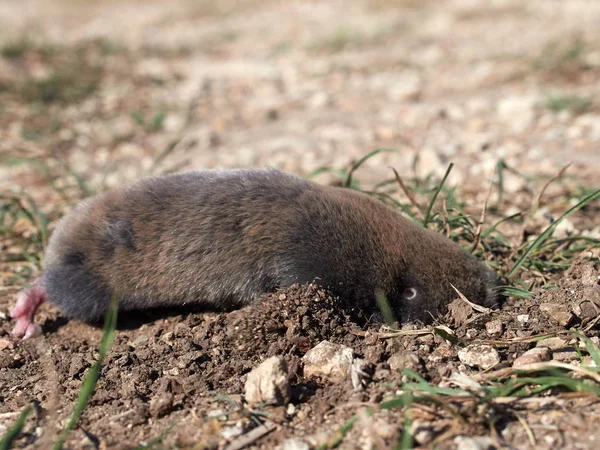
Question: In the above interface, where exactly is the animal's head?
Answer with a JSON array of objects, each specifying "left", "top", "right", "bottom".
[{"left": 383, "top": 224, "right": 503, "bottom": 323}]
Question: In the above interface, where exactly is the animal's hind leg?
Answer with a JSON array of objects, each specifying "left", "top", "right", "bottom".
[{"left": 10, "top": 277, "right": 45, "bottom": 339}]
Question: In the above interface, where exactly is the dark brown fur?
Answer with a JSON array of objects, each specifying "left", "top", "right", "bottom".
[{"left": 42, "top": 169, "right": 501, "bottom": 323}]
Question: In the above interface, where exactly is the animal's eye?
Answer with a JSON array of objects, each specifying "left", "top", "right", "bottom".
[{"left": 402, "top": 287, "right": 418, "bottom": 301}]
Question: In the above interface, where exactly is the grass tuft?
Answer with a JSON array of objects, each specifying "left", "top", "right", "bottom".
[
  {"left": 423, "top": 162, "right": 454, "bottom": 228},
  {"left": 507, "top": 188, "right": 600, "bottom": 278}
]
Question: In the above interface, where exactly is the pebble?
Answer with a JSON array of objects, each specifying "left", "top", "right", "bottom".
[
  {"left": 302, "top": 340, "right": 354, "bottom": 382},
  {"left": 221, "top": 426, "right": 244, "bottom": 440},
  {"left": 244, "top": 356, "right": 290, "bottom": 407},
  {"left": 485, "top": 320, "right": 503, "bottom": 337},
  {"left": 149, "top": 394, "right": 173, "bottom": 418},
  {"left": 411, "top": 420, "right": 433, "bottom": 445},
  {"left": 497, "top": 96, "right": 536, "bottom": 134},
  {"left": 457, "top": 344, "right": 500, "bottom": 370},
  {"left": 281, "top": 438, "right": 310, "bottom": 450},
  {"left": 552, "top": 350, "right": 579, "bottom": 362},
  {"left": 540, "top": 303, "right": 574, "bottom": 327},
  {"left": 517, "top": 314, "right": 530, "bottom": 324},
  {"left": 388, "top": 350, "right": 420, "bottom": 372},
  {"left": 0, "top": 338, "right": 14, "bottom": 351},
  {"left": 573, "top": 298, "right": 600, "bottom": 320},
  {"left": 536, "top": 337, "right": 567, "bottom": 350},
  {"left": 454, "top": 435, "right": 496, "bottom": 450},
  {"left": 513, "top": 347, "right": 552, "bottom": 367}
]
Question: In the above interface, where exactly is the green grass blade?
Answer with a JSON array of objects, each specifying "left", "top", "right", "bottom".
[
  {"left": 315, "top": 415, "right": 360, "bottom": 450},
  {"left": 507, "top": 188, "right": 600, "bottom": 278},
  {"left": 396, "top": 391, "right": 413, "bottom": 450},
  {"left": 361, "top": 191, "right": 418, "bottom": 220},
  {"left": 423, "top": 163, "right": 454, "bottom": 227},
  {"left": 0, "top": 406, "right": 32, "bottom": 450},
  {"left": 481, "top": 212, "right": 522, "bottom": 238},
  {"left": 570, "top": 332, "right": 600, "bottom": 367},
  {"left": 433, "top": 327, "right": 462, "bottom": 346},
  {"left": 512, "top": 376, "right": 600, "bottom": 395},
  {"left": 343, "top": 148, "right": 394, "bottom": 188},
  {"left": 146, "top": 138, "right": 182, "bottom": 176},
  {"left": 52, "top": 293, "right": 119, "bottom": 450},
  {"left": 499, "top": 286, "right": 534, "bottom": 299},
  {"left": 375, "top": 289, "right": 396, "bottom": 326}
]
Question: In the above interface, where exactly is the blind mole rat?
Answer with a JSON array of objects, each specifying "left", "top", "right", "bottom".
[{"left": 11, "top": 169, "right": 501, "bottom": 338}]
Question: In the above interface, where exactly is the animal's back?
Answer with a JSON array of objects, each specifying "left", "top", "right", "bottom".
[{"left": 43, "top": 169, "right": 323, "bottom": 320}]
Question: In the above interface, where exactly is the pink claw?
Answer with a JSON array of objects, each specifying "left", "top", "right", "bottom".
[{"left": 10, "top": 279, "right": 46, "bottom": 339}]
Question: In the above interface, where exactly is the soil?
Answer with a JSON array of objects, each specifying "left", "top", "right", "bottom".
[
  {"left": 1, "top": 0, "right": 600, "bottom": 448},
  {"left": 1, "top": 261, "right": 600, "bottom": 449}
]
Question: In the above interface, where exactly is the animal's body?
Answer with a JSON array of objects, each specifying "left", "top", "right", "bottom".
[{"left": 11, "top": 169, "right": 501, "bottom": 338}]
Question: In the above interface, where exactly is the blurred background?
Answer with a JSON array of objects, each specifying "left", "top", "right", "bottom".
[{"left": 1, "top": 0, "right": 599, "bottom": 201}]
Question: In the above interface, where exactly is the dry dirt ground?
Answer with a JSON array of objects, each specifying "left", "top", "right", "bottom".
[{"left": 1, "top": 0, "right": 600, "bottom": 449}]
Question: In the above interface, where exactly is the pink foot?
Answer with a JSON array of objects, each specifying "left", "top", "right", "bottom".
[{"left": 10, "top": 278, "right": 45, "bottom": 339}]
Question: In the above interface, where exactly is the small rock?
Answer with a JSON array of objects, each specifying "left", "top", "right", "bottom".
[
  {"left": 485, "top": 320, "right": 503, "bottom": 337},
  {"left": 465, "top": 328, "right": 479, "bottom": 339},
  {"left": 513, "top": 347, "right": 552, "bottom": 367},
  {"left": 282, "top": 438, "right": 310, "bottom": 450},
  {"left": 411, "top": 420, "right": 433, "bottom": 445},
  {"left": 350, "top": 358, "right": 367, "bottom": 391},
  {"left": 573, "top": 299, "right": 599, "bottom": 320},
  {"left": 302, "top": 340, "right": 354, "bottom": 382},
  {"left": 540, "top": 303, "right": 574, "bottom": 327},
  {"left": 308, "top": 92, "right": 329, "bottom": 109},
  {"left": 374, "top": 126, "right": 396, "bottom": 141},
  {"left": 552, "top": 350, "right": 579, "bottom": 362},
  {"left": 454, "top": 435, "right": 496, "bottom": 450},
  {"left": 497, "top": 96, "right": 536, "bottom": 134},
  {"left": 244, "top": 356, "right": 290, "bottom": 407},
  {"left": 221, "top": 426, "right": 244, "bottom": 440},
  {"left": 0, "top": 338, "right": 14, "bottom": 351},
  {"left": 68, "top": 356, "right": 88, "bottom": 378},
  {"left": 457, "top": 344, "right": 500, "bottom": 370},
  {"left": 149, "top": 393, "right": 173, "bottom": 418},
  {"left": 554, "top": 218, "right": 575, "bottom": 238},
  {"left": 447, "top": 299, "right": 472, "bottom": 326},
  {"left": 536, "top": 336, "right": 567, "bottom": 350},
  {"left": 388, "top": 350, "right": 420, "bottom": 372},
  {"left": 207, "top": 409, "right": 227, "bottom": 420},
  {"left": 387, "top": 72, "right": 422, "bottom": 101},
  {"left": 517, "top": 314, "right": 529, "bottom": 324},
  {"left": 286, "top": 403, "right": 296, "bottom": 416}
]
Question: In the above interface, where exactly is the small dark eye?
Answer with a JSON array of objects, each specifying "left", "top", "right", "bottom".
[{"left": 403, "top": 287, "right": 418, "bottom": 300}]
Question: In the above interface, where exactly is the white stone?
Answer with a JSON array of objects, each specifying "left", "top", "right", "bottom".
[
  {"left": 457, "top": 344, "right": 500, "bottom": 370},
  {"left": 282, "top": 438, "right": 310, "bottom": 450},
  {"left": 497, "top": 96, "right": 536, "bottom": 134},
  {"left": 302, "top": 340, "right": 354, "bottom": 382},
  {"left": 455, "top": 435, "right": 496, "bottom": 450},
  {"left": 221, "top": 426, "right": 244, "bottom": 440},
  {"left": 244, "top": 356, "right": 290, "bottom": 407},
  {"left": 485, "top": 320, "right": 503, "bottom": 337},
  {"left": 517, "top": 314, "right": 529, "bottom": 324}
]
